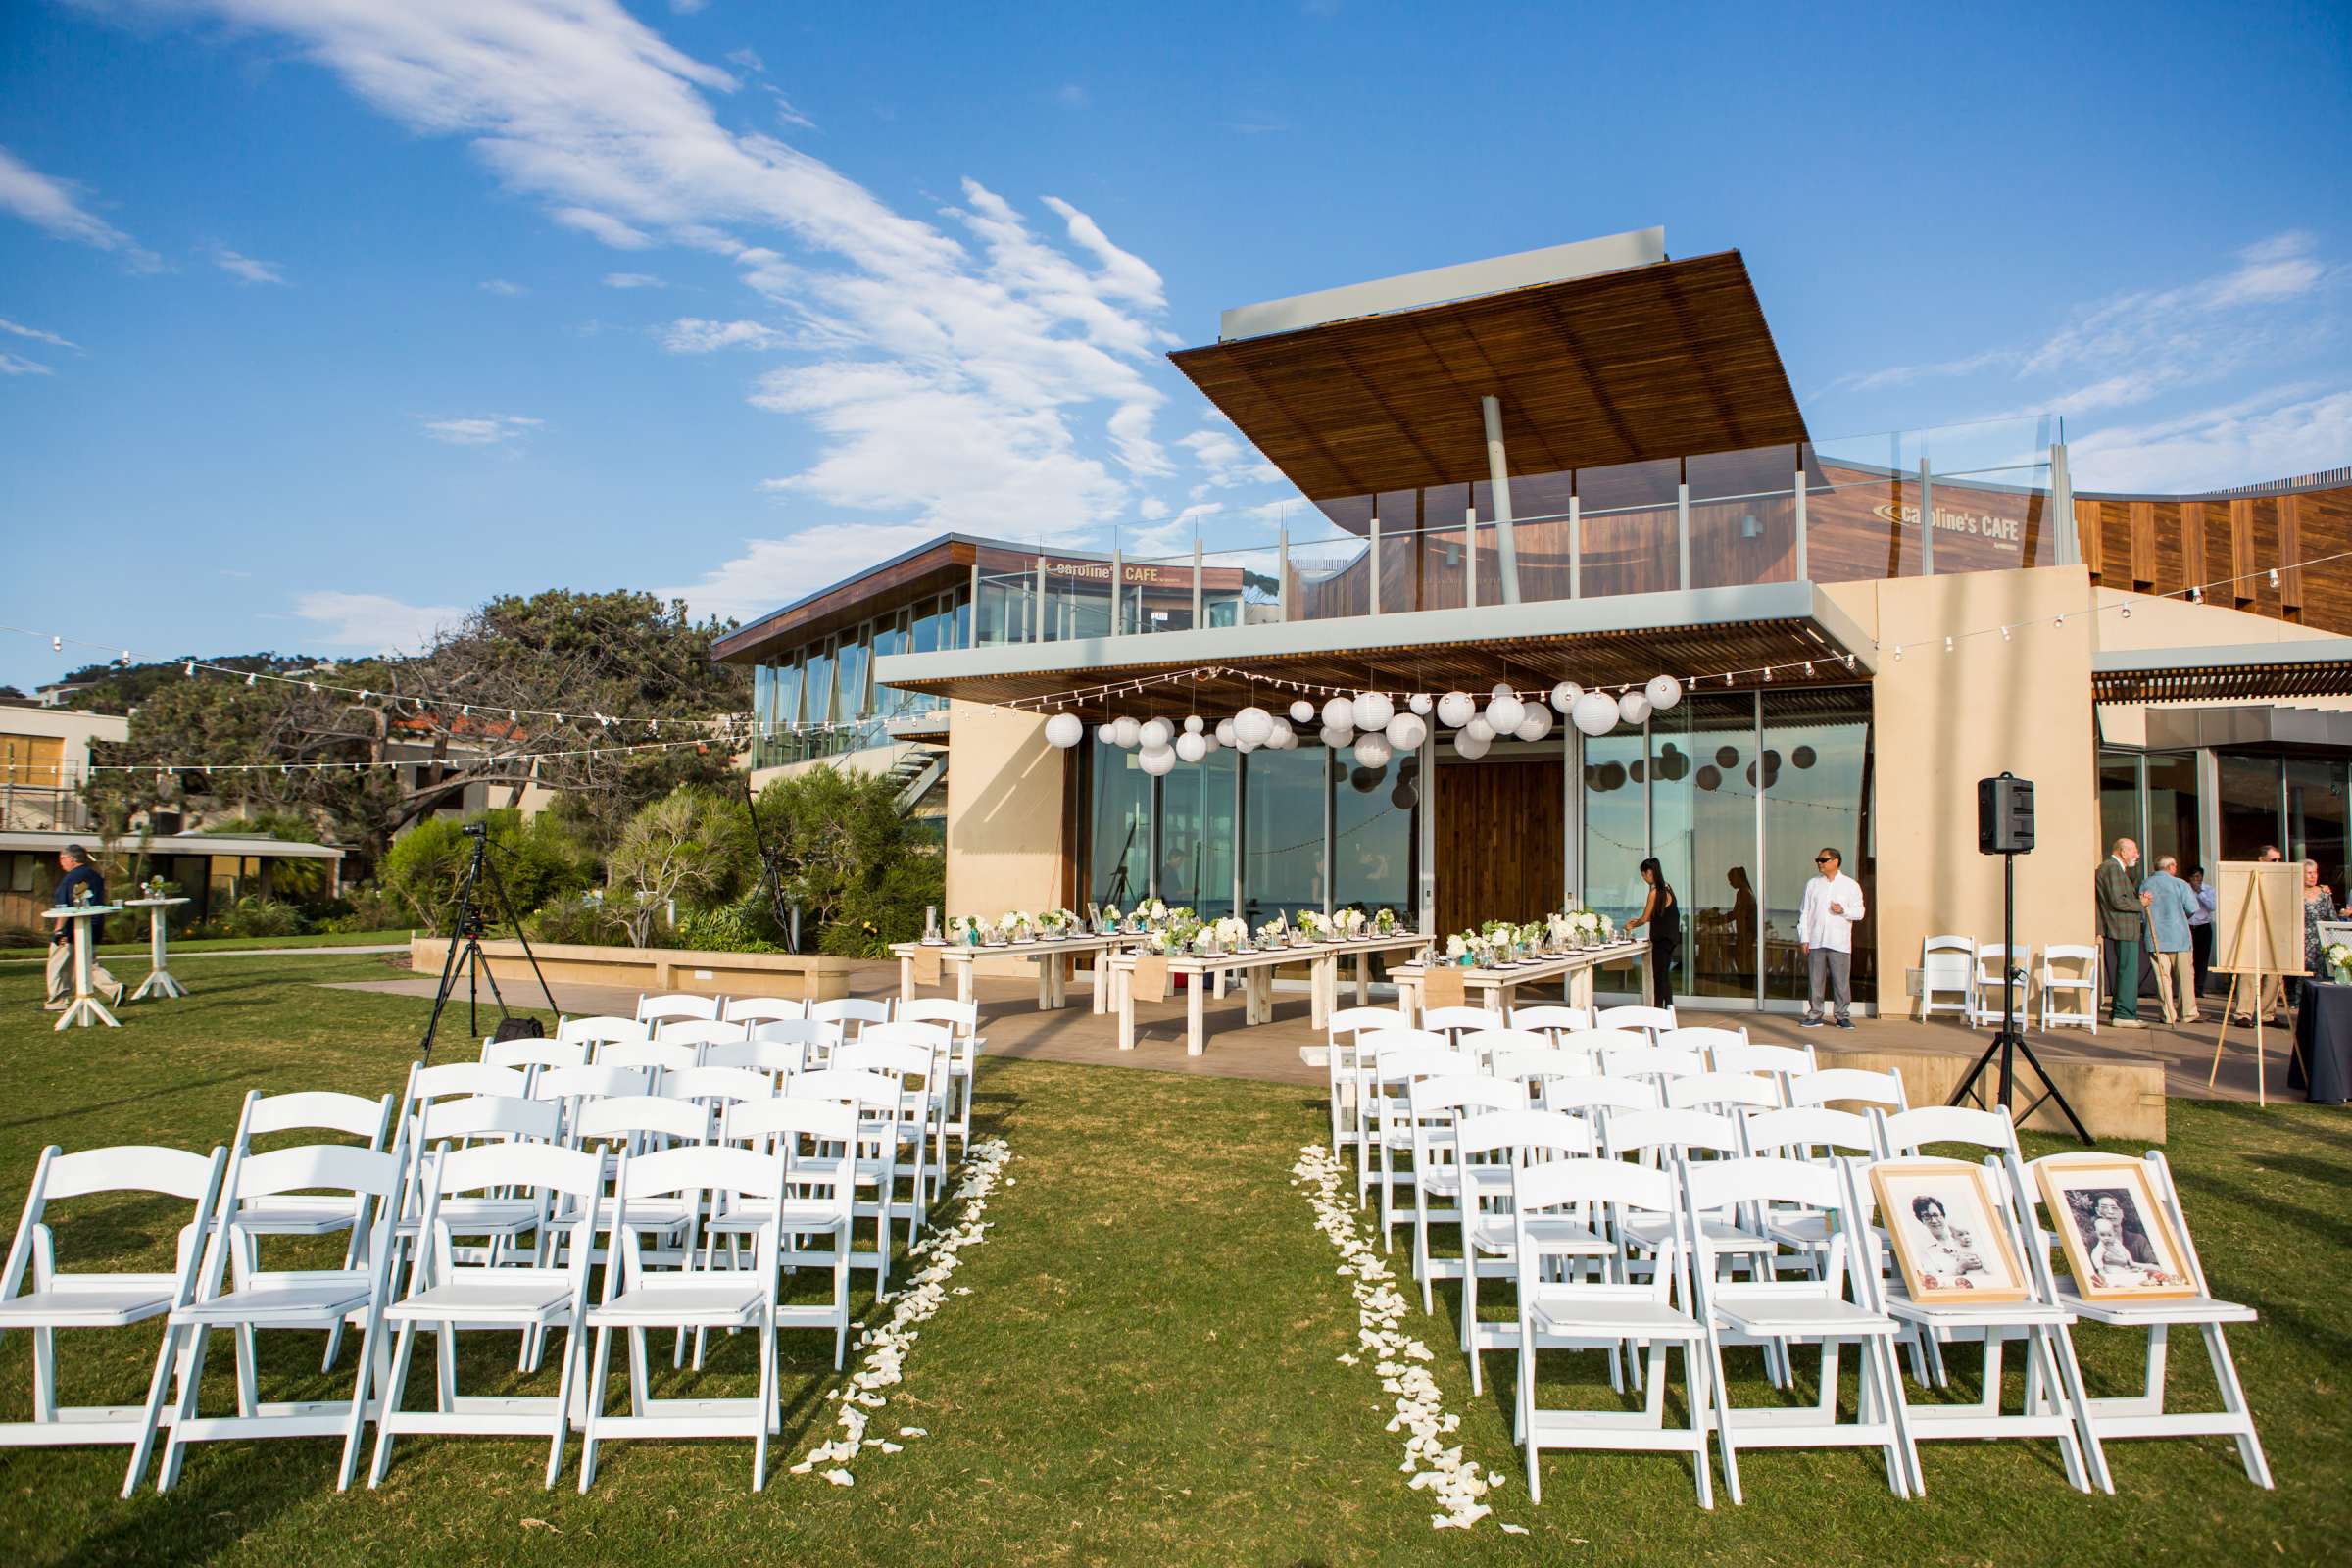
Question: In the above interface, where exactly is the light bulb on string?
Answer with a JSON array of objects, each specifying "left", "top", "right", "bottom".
[
  {"left": 2000, "top": 626, "right": 2011, "bottom": 641},
  {"left": 2054, "top": 615, "right": 2065, "bottom": 628},
  {"left": 51, "top": 636, "right": 61, "bottom": 651},
  {"left": 2121, "top": 604, "right": 2131, "bottom": 618},
  {"left": 183, "top": 662, "right": 194, "bottom": 677},
  {"left": 245, "top": 672, "right": 256, "bottom": 687},
  {"left": 1944, "top": 637, "right": 1953, "bottom": 654},
  {"left": 2270, "top": 568, "right": 2280, "bottom": 588}
]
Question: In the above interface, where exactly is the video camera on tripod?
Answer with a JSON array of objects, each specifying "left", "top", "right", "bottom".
[{"left": 416, "top": 818, "right": 559, "bottom": 1065}]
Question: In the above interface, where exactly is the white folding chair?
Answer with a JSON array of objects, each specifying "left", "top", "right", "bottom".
[
  {"left": 1459, "top": 1026, "right": 1552, "bottom": 1074},
  {"left": 1420, "top": 1004, "right": 1504, "bottom": 1046},
  {"left": 0, "top": 1146, "right": 223, "bottom": 1464},
  {"left": 402, "top": 1060, "right": 530, "bottom": 1119},
  {"left": 558, "top": 1015, "right": 651, "bottom": 1050},
  {"left": 130, "top": 1144, "right": 405, "bottom": 1494},
  {"left": 1511, "top": 1159, "right": 1712, "bottom": 1507},
  {"left": 656, "top": 1019, "right": 750, "bottom": 1053},
  {"left": 531, "top": 1064, "right": 654, "bottom": 1146},
  {"left": 567, "top": 1097, "right": 710, "bottom": 1259},
  {"left": 710, "top": 1097, "right": 860, "bottom": 1368},
  {"left": 1449, "top": 1109, "right": 1602, "bottom": 1396},
  {"left": 808, "top": 998, "right": 890, "bottom": 1049},
  {"left": 1739, "top": 1106, "right": 1883, "bottom": 1280},
  {"left": 704, "top": 1037, "right": 810, "bottom": 1087},
  {"left": 393, "top": 1097, "right": 566, "bottom": 1298},
  {"left": 1595, "top": 1004, "right": 1678, "bottom": 1039},
  {"left": 597, "top": 1037, "right": 703, "bottom": 1087},
  {"left": 1664, "top": 1073, "right": 1782, "bottom": 1116},
  {"left": 1682, "top": 1155, "right": 1918, "bottom": 1503},
  {"left": 1920, "top": 934, "right": 1977, "bottom": 1022},
  {"left": 753, "top": 1016, "right": 835, "bottom": 1070},
  {"left": 789, "top": 1068, "right": 909, "bottom": 1293},
  {"left": 1508, "top": 1004, "right": 1592, "bottom": 1042},
  {"left": 368, "top": 1142, "right": 606, "bottom": 1490},
  {"left": 1347, "top": 1027, "right": 1449, "bottom": 1209},
  {"left": 1599, "top": 1042, "right": 1708, "bottom": 1087},
  {"left": 2038, "top": 945, "right": 2100, "bottom": 1033},
  {"left": 661, "top": 1065, "right": 780, "bottom": 1115},
  {"left": 1404, "top": 1076, "right": 1529, "bottom": 1312},
  {"left": 1323, "top": 1006, "right": 1410, "bottom": 1180},
  {"left": 636, "top": 992, "right": 720, "bottom": 1026},
  {"left": 1489, "top": 1046, "right": 1599, "bottom": 1102},
  {"left": 897, "top": 998, "right": 984, "bottom": 1156},
  {"left": 224, "top": 1090, "right": 399, "bottom": 1373},
  {"left": 1968, "top": 943, "right": 2030, "bottom": 1027},
  {"left": 1710, "top": 1040, "right": 1817, "bottom": 1079},
  {"left": 482, "top": 1037, "right": 591, "bottom": 1074},
  {"left": 1542, "top": 1075, "right": 1662, "bottom": 1118},
  {"left": 833, "top": 1031, "right": 947, "bottom": 1241},
  {"left": 1604, "top": 1110, "right": 1776, "bottom": 1303},
  {"left": 1660, "top": 1025, "right": 1750, "bottom": 1058},
  {"left": 2024, "top": 1148, "right": 2267, "bottom": 1488},
  {"left": 1788, "top": 1067, "right": 1910, "bottom": 1113},
  {"left": 722, "top": 996, "right": 808, "bottom": 1025},
  {"left": 577, "top": 1144, "right": 786, "bottom": 1493},
  {"left": 1367, "top": 1043, "right": 1479, "bottom": 1246}
]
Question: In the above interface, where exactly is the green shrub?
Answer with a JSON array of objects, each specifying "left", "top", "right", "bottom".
[
  {"left": 527, "top": 893, "right": 627, "bottom": 947},
  {"left": 672, "top": 895, "right": 787, "bottom": 955},
  {"left": 189, "top": 895, "right": 308, "bottom": 940},
  {"left": 381, "top": 809, "right": 593, "bottom": 936},
  {"left": 818, "top": 854, "right": 942, "bottom": 957},
  {"left": 319, "top": 883, "right": 405, "bottom": 934}
]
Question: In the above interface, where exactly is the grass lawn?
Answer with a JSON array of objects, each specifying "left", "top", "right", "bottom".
[
  {"left": 0, "top": 928, "right": 412, "bottom": 962},
  {"left": 0, "top": 952, "right": 2344, "bottom": 1565}
]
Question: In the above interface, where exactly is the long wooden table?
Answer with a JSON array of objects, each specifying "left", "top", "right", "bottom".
[
  {"left": 1390, "top": 939, "right": 1652, "bottom": 1015},
  {"left": 1103, "top": 933, "right": 1433, "bottom": 1055},
  {"left": 891, "top": 932, "right": 1141, "bottom": 1014}
]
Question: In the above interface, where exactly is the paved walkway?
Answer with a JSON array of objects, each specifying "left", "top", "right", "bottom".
[
  {"left": 3, "top": 941, "right": 410, "bottom": 963},
  {"left": 323, "top": 963, "right": 2304, "bottom": 1104}
]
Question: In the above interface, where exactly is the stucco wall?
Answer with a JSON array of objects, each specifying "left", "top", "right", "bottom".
[
  {"left": 1823, "top": 565, "right": 2101, "bottom": 1006},
  {"left": 945, "top": 700, "right": 1065, "bottom": 971}
]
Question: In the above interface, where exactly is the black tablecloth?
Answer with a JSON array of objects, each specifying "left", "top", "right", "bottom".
[{"left": 2291, "top": 982, "right": 2352, "bottom": 1103}]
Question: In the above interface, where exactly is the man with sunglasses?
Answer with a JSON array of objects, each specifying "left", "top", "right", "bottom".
[{"left": 1798, "top": 847, "right": 1865, "bottom": 1028}]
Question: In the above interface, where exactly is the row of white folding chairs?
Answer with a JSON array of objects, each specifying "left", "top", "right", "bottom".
[
  {"left": 0, "top": 1100, "right": 868, "bottom": 1495},
  {"left": 1380, "top": 1083, "right": 2268, "bottom": 1505}
]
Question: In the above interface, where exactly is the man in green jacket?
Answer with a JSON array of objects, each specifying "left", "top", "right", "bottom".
[{"left": 2095, "top": 838, "right": 2150, "bottom": 1028}]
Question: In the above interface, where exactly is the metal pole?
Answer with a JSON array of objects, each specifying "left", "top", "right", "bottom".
[
  {"left": 1109, "top": 547, "right": 1123, "bottom": 637},
  {"left": 1919, "top": 458, "right": 1936, "bottom": 577},
  {"left": 1465, "top": 505, "right": 1479, "bottom": 610},
  {"left": 1569, "top": 494, "right": 1583, "bottom": 600},
  {"left": 1033, "top": 558, "right": 1046, "bottom": 642},
  {"left": 2050, "top": 442, "right": 2078, "bottom": 565},
  {"left": 1278, "top": 527, "right": 1292, "bottom": 621},
  {"left": 1481, "top": 395, "right": 1522, "bottom": 603},
  {"left": 1793, "top": 466, "right": 1810, "bottom": 581},
  {"left": 1369, "top": 516, "right": 1382, "bottom": 616},
  {"left": 1192, "top": 537, "right": 1203, "bottom": 627},
  {"left": 1677, "top": 478, "right": 1692, "bottom": 590}
]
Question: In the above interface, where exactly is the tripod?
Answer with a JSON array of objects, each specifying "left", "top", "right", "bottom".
[
  {"left": 1948, "top": 842, "right": 2093, "bottom": 1143},
  {"left": 416, "top": 822, "right": 560, "bottom": 1065}
]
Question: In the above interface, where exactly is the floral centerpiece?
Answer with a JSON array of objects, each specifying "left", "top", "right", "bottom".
[
  {"left": 1208, "top": 915, "right": 1250, "bottom": 953},
  {"left": 1336, "top": 907, "right": 1368, "bottom": 940},
  {"left": 1372, "top": 906, "right": 1398, "bottom": 935},
  {"left": 1296, "top": 909, "right": 1331, "bottom": 941},
  {"left": 1564, "top": 907, "right": 1613, "bottom": 947},
  {"left": 1147, "top": 914, "right": 1201, "bottom": 956},
  {"left": 1039, "top": 907, "right": 1078, "bottom": 939},
  {"left": 2328, "top": 940, "right": 2352, "bottom": 985},
  {"left": 1255, "top": 914, "right": 1291, "bottom": 948}
]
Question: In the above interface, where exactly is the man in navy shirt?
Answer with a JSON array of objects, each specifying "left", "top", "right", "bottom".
[{"left": 44, "top": 845, "right": 122, "bottom": 1010}]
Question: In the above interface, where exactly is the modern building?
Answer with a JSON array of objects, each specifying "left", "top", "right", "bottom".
[{"left": 715, "top": 228, "right": 2352, "bottom": 1013}]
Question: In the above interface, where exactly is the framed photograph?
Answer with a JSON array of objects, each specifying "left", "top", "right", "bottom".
[
  {"left": 2035, "top": 1157, "right": 2200, "bottom": 1301},
  {"left": 1869, "top": 1160, "right": 2031, "bottom": 1304}
]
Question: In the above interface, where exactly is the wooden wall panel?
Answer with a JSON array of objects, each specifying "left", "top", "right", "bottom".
[
  {"left": 2230, "top": 499, "right": 2257, "bottom": 604},
  {"left": 2180, "top": 500, "right": 2207, "bottom": 590},
  {"left": 1436, "top": 757, "right": 1564, "bottom": 934},
  {"left": 2279, "top": 494, "right": 2304, "bottom": 615},
  {"left": 2077, "top": 499, "right": 2103, "bottom": 576},
  {"left": 2129, "top": 501, "right": 2157, "bottom": 587}
]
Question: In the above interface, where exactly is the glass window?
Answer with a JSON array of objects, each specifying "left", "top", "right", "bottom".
[
  {"left": 912, "top": 598, "right": 942, "bottom": 656},
  {"left": 2099, "top": 750, "right": 2142, "bottom": 856},
  {"left": 2216, "top": 755, "right": 2280, "bottom": 861},
  {"left": 1158, "top": 747, "right": 1236, "bottom": 917},
  {"left": 1334, "top": 744, "right": 1418, "bottom": 924},
  {"left": 1761, "top": 688, "right": 1875, "bottom": 1004},
  {"left": 1244, "top": 743, "right": 1330, "bottom": 924},
  {"left": 1651, "top": 692, "right": 1760, "bottom": 1001},
  {"left": 870, "top": 613, "right": 908, "bottom": 717},
  {"left": 1086, "top": 745, "right": 1153, "bottom": 912},
  {"left": 2287, "top": 758, "right": 2349, "bottom": 896},
  {"left": 803, "top": 638, "right": 834, "bottom": 726},
  {"left": 951, "top": 590, "right": 970, "bottom": 650},
  {"left": 2144, "top": 752, "right": 2201, "bottom": 874},
  {"left": 834, "top": 626, "right": 871, "bottom": 723},
  {"left": 1581, "top": 728, "right": 1648, "bottom": 930}
]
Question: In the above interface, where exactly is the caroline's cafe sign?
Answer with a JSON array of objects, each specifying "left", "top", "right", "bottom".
[{"left": 1873, "top": 499, "right": 2026, "bottom": 552}]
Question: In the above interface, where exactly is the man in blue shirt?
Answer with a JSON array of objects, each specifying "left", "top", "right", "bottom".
[
  {"left": 43, "top": 845, "right": 122, "bottom": 1011},
  {"left": 2141, "top": 854, "right": 2201, "bottom": 1025}
]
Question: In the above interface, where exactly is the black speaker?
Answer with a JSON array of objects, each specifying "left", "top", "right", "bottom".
[{"left": 1978, "top": 773, "right": 2034, "bottom": 855}]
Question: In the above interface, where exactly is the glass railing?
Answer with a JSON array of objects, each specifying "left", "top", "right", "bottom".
[{"left": 957, "top": 416, "right": 2060, "bottom": 647}]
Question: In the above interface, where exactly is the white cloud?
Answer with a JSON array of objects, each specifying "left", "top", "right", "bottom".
[
  {"left": 480, "top": 277, "right": 527, "bottom": 295},
  {"left": 0, "top": 146, "right": 162, "bottom": 270},
  {"left": 0, "top": 317, "right": 79, "bottom": 351},
  {"left": 2069, "top": 385, "right": 2352, "bottom": 494},
  {"left": 725, "top": 47, "right": 764, "bottom": 74},
  {"left": 0, "top": 351, "right": 54, "bottom": 376},
  {"left": 1054, "top": 83, "right": 1088, "bottom": 109},
  {"left": 211, "top": 245, "right": 288, "bottom": 284},
  {"left": 657, "top": 522, "right": 943, "bottom": 622},
  {"left": 161, "top": 0, "right": 1179, "bottom": 541},
  {"left": 661, "top": 317, "right": 786, "bottom": 352},
  {"left": 1179, "top": 418, "right": 1282, "bottom": 488},
  {"left": 419, "top": 413, "right": 544, "bottom": 445},
  {"left": 293, "top": 590, "right": 465, "bottom": 652},
  {"left": 602, "top": 270, "right": 665, "bottom": 288}
]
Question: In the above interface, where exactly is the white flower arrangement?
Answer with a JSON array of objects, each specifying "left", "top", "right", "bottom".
[
  {"left": 1213, "top": 915, "right": 1250, "bottom": 948},
  {"left": 1297, "top": 910, "right": 1332, "bottom": 940},
  {"left": 1373, "top": 907, "right": 1398, "bottom": 934},
  {"left": 1339, "top": 907, "right": 1367, "bottom": 937},
  {"left": 1445, "top": 933, "right": 1469, "bottom": 960},
  {"left": 1144, "top": 898, "right": 1168, "bottom": 923},
  {"left": 1256, "top": 914, "right": 1291, "bottom": 945},
  {"left": 2328, "top": 940, "right": 2352, "bottom": 980}
]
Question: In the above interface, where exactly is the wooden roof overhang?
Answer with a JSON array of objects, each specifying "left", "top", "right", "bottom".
[
  {"left": 2093, "top": 641, "right": 2352, "bottom": 705},
  {"left": 878, "top": 582, "right": 1874, "bottom": 724},
  {"left": 713, "top": 535, "right": 975, "bottom": 665},
  {"left": 1167, "top": 250, "right": 1809, "bottom": 512}
]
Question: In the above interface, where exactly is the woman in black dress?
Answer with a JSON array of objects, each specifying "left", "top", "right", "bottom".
[{"left": 1626, "top": 857, "right": 1681, "bottom": 1007}]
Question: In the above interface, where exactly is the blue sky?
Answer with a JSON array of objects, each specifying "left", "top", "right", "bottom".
[{"left": 3, "top": 0, "right": 2348, "bottom": 693}]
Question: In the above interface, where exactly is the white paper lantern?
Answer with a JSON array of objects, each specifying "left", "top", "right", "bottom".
[
  {"left": 1321, "top": 696, "right": 1354, "bottom": 731},
  {"left": 1215, "top": 718, "right": 1237, "bottom": 748},
  {"left": 1436, "top": 691, "right": 1476, "bottom": 728},
  {"left": 1618, "top": 690, "right": 1652, "bottom": 726},
  {"left": 1095, "top": 723, "right": 1116, "bottom": 746},
  {"left": 1320, "top": 722, "right": 1354, "bottom": 750},
  {"left": 1351, "top": 690, "right": 1395, "bottom": 732},
  {"left": 1571, "top": 690, "right": 1619, "bottom": 737},
  {"left": 1175, "top": 731, "right": 1208, "bottom": 763},
  {"left": 1408, "top": 692, "right": 1434, "bottom": 716},
  {"left": 1352, "top": 734, "right": 1393, "bottom": 769},
  {"left": 1645, "top": 673, "right": 1684, "bottom": 712},
  {"left": 1234, "top": 706, "right": 1273, "bottom": 749},
  {"left": 1491, "top": 682, "right": 1515, "bottom": 701},
  {"left": 1290, "top": 699, "right": 1317, "bottom": 724},
  {"left": 1515, "top": 708, "right": 1552, "bottom": 742},
  {"left": 1385, "top": 712, "right": 1428, "bottom": 751},
  {"left": 1486, "top": 693, "right": 1526, "bottom": 734},
  {"left": 1184, "top": 714, "right": 1205, "bottom": 734},
  {"left": 1466, "top": 716, "right": 1494, "bottom": 744},
  {"left": 1112, "top": 716, "right": 1141, "bottom": 750},
  {"left": 1271, "top": 717, "right": 1298, "bottom": 749},
  {"left": 1138, "top": 745, "right": 1177, "bottom": 776},
  {"left": 1045, "top": 711, "right": 1084, "bottom": 749},
  {"left": 1139, "top": 717, "right": 1173, "bottom": 751},
  {"left": 1453, "top": 729, "right": 1491, "bottom": 760},
  {"left": 1550, "top": 680, "right": 1583, "bottom": 713}
]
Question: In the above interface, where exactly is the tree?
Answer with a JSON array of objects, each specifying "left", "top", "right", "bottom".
[
  {"left": 752, "top": 768, "right": 942, "bottom": 955},
  {"left": 379, "top": 809, "right": 593, "bottom": 936},
  {"left": 605, "top": 788, "right": 741, "bottom": 948}
]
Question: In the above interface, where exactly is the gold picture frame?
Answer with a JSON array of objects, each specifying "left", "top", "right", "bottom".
[
  {"left": 1869, "top": 1159, "right": 2032, "bottom": 1305},
  {"left": 2035, "top": 1156, "right": 2200, "bottom": 1302}
]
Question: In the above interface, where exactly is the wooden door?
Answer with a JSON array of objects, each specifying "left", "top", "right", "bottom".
[{"left": 1437, "top": 757, "right": 1564, "bottom": 935}]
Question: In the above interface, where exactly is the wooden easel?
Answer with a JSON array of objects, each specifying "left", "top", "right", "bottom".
[{"left": 2208, "top": 862, "right": 2303, "bottom": 1107}]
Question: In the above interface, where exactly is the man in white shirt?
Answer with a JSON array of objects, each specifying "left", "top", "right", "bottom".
[{"left": 1799, "top": 846, "right": 1866, "bottom": 1028}]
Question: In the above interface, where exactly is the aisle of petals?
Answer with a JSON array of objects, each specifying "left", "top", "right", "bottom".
[
  {"left": 791, "top": 1137, "right": 1014, "bottom": 1485},
  {"left": 1292, "top": 1143, "right": 1521, "bottom": 1533}
]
